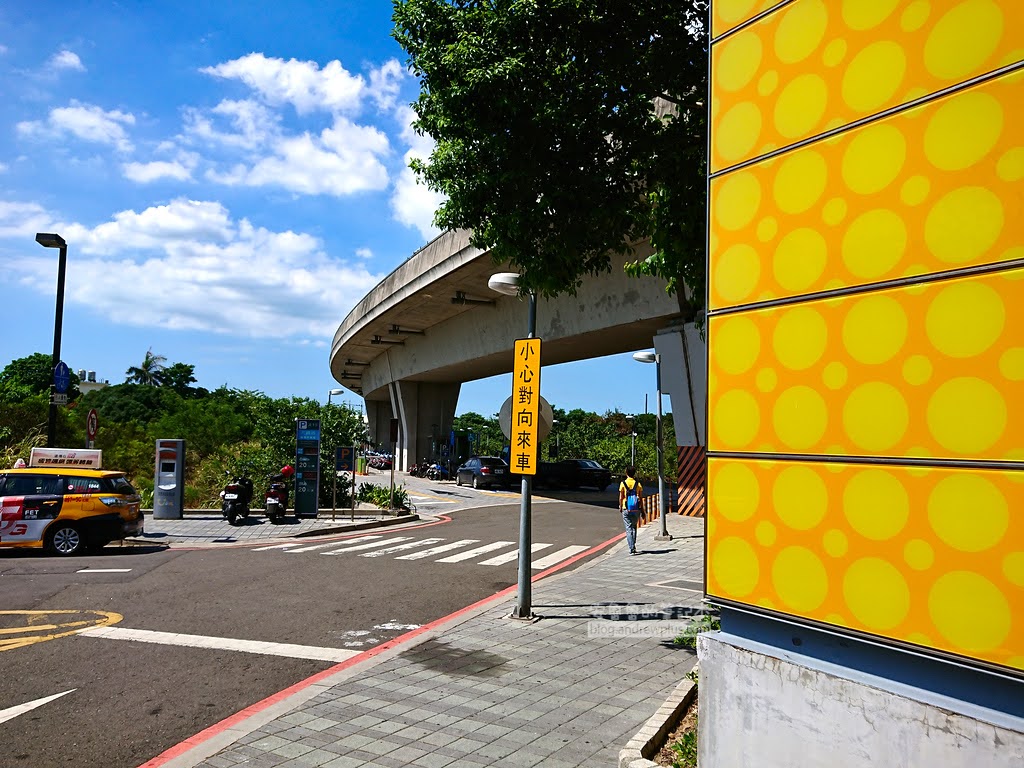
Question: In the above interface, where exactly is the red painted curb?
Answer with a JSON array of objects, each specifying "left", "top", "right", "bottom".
[{"left": 137, "top": 530, "right": 624, "bottom": 768}]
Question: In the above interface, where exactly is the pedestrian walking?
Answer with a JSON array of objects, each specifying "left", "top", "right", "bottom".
[{"left": 619, "top": 466, "right": 643, "bottom": 555}]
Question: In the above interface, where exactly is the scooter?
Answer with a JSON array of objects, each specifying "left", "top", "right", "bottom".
[
  {"left": 409, "top": 460, "right": 429, "bottom": 478},
  {"left": 221, "top": 474, "right": 254, "bottom": 526},
  {"left": 426, "top": 463, "right": 449, "bottom": 481},
  {"left": 264, "top": 473, "right": 289, "bottom": 524}
]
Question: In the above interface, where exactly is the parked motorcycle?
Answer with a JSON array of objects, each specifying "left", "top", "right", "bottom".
[
  {"left": 221, "top": 474, "right": 254, "bottom": 525},
  {"left": 426, "top": 462, "right": 449, "bottom": 481},
  {"left": 264, "top": 464, "right": 295, "bottom": 524},
  {"left": 409, "top": 460, "right": 429, "bottom": 478}
]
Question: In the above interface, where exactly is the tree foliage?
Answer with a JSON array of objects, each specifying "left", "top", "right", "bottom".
[
  {"left": 393, "top": 0, "right": 709, "bottom": 316},
  {"left": 125, "top": 348, "right": 167, "bottom": 385},
  {"left": 0, "top": 352, "right": 81, "bottom": 403}
]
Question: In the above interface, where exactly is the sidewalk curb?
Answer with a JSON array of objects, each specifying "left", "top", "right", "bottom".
[
  {"left": 289, "top": 513, "right": 420, "bottom": 538},
  {"left": 618, "top": 667, "right": 699, "bottom": 768}
]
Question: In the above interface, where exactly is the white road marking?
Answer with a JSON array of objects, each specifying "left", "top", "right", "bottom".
[
  {"left": 435, "top": 541, "right": 516, "bottom": 563},
  {"left": 359, "top": 538, "right": 445, "bottom": 557},
  {"left": 252, "top": 542, "right": 305, "bottom": 551},
  {"left": 531, "top": 545, "right": 590, "bottom": 569},
  {"left": 76, "top": 626, "right": 359, "bottom": 663},
  {"left": 284, "top": 541, "right": 350, "bottom": 554},
  {"left": 479, "top": 543, "right": 553, "bottom": 566},
  {"left": 76, "top": 568, "right": 132, "bottom": 573},
  {"left": 321, "top": 536, "right": 413, "bottom": 555},
  {"left": 395, "top": 539, "right": 480, "bottom": 560},
  {"left": 0, "top": 690, "right": 76, "bottom": 725}
]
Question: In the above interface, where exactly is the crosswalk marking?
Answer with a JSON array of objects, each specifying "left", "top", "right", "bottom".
[
  {"left": 359, "top": 538, "right": 445, "bottom": 557},
  {"left": 479, "top": 543, "right": 553, "bottom": 566},
  {"left": 532, "top": 545, "right": 590, "bottom": 569},
  {"left": 284, "top": 541, "right": 351, "bottom": 554},
  {"left": 256, "top": 534, "right": 593, "bottom": 570},
  {"left": 435, "top": 541, "right": 516, "bottom": 563},
  {"left": 321, "top": 536, "right": 413, "bottom": 555},
  {"left": 395, "top": 539, "right": 480, "bottom": 560}
]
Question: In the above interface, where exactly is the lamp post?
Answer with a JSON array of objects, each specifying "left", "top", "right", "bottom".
[
  {"left": 626, "top": 414, "right": 636, "bottom": 467},
  {"left": 36, "top": 233, "right": 68, "bottom": 448},
  {"left": 327, "top": 388, "right": 344, "bottom": 406},
  {"left": 489, "top": 271, "right": 537, "bottom": 620},
  {"left": 633, "top": 351, "right": 671, "bottom": 541}
]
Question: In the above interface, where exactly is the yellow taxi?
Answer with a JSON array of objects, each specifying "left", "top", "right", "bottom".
[{"left": 0, "top": 449, "right": 143, "bottom": 556}]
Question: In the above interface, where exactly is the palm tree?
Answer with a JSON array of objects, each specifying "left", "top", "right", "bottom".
[{"left": 125, "top": 348, "right": 168, "bottom": 386}]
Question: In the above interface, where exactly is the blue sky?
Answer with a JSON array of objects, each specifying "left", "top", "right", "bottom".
[{"left": 0, "top": 1, "right": 662, "bottom": 419}]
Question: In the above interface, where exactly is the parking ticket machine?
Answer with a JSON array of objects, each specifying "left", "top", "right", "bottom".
[{"left": 153, "top": 439, "right": 186, "bottom": 519}]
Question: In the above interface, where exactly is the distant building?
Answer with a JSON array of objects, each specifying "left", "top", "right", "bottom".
[{"left": 77, "top": 368, "right": 109, "bottom": 395}]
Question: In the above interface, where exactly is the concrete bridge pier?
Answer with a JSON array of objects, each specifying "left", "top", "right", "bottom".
[{"left": 387, "top": 380, "right": 460, "bottom": 472}]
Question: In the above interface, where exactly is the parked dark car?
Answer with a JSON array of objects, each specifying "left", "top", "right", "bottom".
[
  {"left": 537, "top": 459, "right": 612, "bottom": 491},
  {"left": 455, "top": 456, "right": 513, "bottom": 489}
]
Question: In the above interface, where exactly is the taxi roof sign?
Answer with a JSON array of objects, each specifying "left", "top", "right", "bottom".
[{"left": 28, "top": 448, "right": 103, "bottom": 469}]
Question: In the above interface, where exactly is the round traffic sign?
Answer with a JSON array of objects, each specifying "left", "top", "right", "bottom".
[
  {"left": 53, "top": 361, "right": 71, "bottom": 395},
  {"left": 86, "top": 409, "right": 98, "bottom": 440}
]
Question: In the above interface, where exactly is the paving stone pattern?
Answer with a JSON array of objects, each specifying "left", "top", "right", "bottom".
[{"left": 194, "top": 514, "right": 704, "bottom": 767}]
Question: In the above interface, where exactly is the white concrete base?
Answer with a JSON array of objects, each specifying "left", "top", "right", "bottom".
[{"left": 697, "top": 632, "right": 1024, "bottom": 768}]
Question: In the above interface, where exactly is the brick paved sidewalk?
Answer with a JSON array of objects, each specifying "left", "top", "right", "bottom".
[{"left": 157, "top": 513, "right": 706, "bottom": 768}]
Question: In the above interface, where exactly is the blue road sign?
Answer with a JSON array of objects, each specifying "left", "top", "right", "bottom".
[{"left": 53, "top": 361, "right": 70, "bottom": 394}]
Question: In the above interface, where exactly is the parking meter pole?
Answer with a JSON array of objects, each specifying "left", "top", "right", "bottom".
[{"left": 389, "top": 441, "right": 396, "bottom": 515}]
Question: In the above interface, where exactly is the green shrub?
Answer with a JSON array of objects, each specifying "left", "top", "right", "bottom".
[{"left": 673, "top": 612, "right": 721, "bottom": 650}]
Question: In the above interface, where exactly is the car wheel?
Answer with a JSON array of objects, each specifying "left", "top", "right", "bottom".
[
  {"left": 456, "top": 474, "right": 462, "bottom": 486},
  {"left": 47, "top": 523, "right": 85, "bottom": 556},
  {"left": 473, "top": 475, "right": 479, "bottom": 489}
]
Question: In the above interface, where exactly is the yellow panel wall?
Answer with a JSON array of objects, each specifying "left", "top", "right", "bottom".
[
  {"left": 707, "top": 457, "right": 1024, "bottom": 671},
  {"left": 710, "top": 0, "right": 1024, "bottom": 172},
  {"left": 707, "top": 0, "right": 1024, "bottom": 674}
]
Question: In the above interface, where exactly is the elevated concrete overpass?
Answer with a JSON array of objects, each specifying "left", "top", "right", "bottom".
[{"left": 330, "top": 229, "right": 703, "bottom": 470}]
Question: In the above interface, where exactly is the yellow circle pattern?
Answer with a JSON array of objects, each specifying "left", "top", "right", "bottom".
[
  {"left": 707, "top": 457, "right": 1024, "bottom": 671},
  {"left": 711, "top": 70, "right": 1022, "bottom": 309},
  {"left": 708, "top": 0, "right": 1024, "bottom": 674},
  {"left": 708, "top": 269, "right": 1024, "bottom": 462},
  {"left": 711, "top": 0, "right": 1022, "bottom": 171}
]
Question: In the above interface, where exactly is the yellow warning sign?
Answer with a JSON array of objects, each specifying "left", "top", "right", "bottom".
[
  {"left": 510, "top": 338, "right": 542, "bottom": 475},
  {"left": 0, "top": 610, "right": 122, "bottom": 652}
]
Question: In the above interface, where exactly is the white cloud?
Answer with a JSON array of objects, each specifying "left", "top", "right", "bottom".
[
  {"left": 0, "top": 162, "right": 7, "bottom": 173},
  {"left": 368, "top": 60, "right": 405, "bottom": 111},
  {"left": 49, "top": 50, "right": 85, "bottom": 72},
  {"left": 183, "top": 98, "right": 279, "bottom": 150},
  {"left": 201, "top": 53, "right": 366, "bottom": 116},
  {"left": 0, "top": 200, "right": 55, "bottom": 238},
  {"left": 390, "top": 106, "right": 444, "bottom": 240},
  {"left": 123, "top": 149, "right": 198, "bottom": 183},
  {"left": 4, "top": 198, "right": 383, "bottom": 339},
  {"left": 207, "top": 116, "right": 390, "bottom": 196},
  {"left": 123, "top": 160, "right": 193, "bottom": 183},
  {"left": 355, "top": 247, "right": 373, "bottom": 260},
  {"left": 17, "top": 101, "right": 135, "bottom": 152}
]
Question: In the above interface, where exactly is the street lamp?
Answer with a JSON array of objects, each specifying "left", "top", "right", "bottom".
[
  {"left": 633, "top": 351, "right": 671, "bottom": 541},
  {"left": 36, "top": 233, "right": 68, "bottom": 448},
  {"left": 626, "top": 414, "right": 636, "bottom": 467},
  {"left": 489, "top": 271, "right": 537, "bottom": 620},
  {"left": 327, "top": 388, "right": 345, "bottom": 406}
]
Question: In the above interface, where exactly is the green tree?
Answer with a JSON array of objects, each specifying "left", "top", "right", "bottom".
[
  {"left": 125, "top": 348, "right": 167, "bottom": 386},
  {"left": 161, "top": 362, "right": 207, "bottom": 398},
  {"left": 392, "top": 0, "right": 709, "bottom": 315},
  {"left": 0, "top": 352, "right": 81, "bottom": 404}
]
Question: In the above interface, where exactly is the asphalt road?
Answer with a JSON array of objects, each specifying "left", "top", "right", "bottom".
[{"left": 0, "top": 494, "right": 625, "bottom": 768}]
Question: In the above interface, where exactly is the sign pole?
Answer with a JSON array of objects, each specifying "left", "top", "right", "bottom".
[
  {"left": 351, "top": 442, "right": 357, "bottom": 521},
  {"left": 512, "top": 293, "right": 539, "bottom": 620}
]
